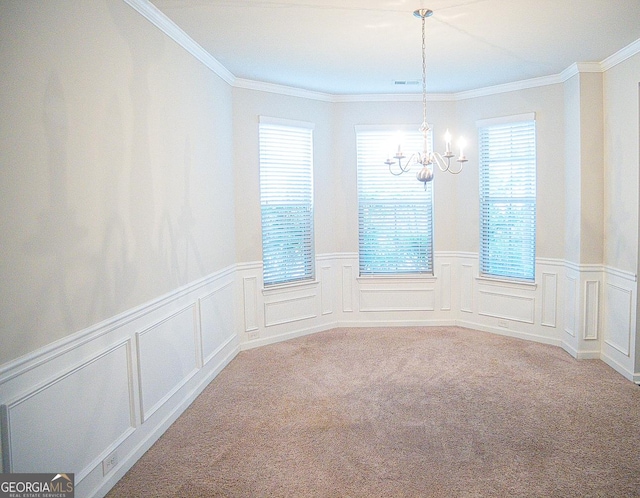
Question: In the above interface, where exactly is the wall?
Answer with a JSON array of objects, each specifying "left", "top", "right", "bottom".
[
  {"left": 232, "top": 87, "right": 334, "bottom": 262},
  {"left": 0, "top": 1, "right": 239, "bottom": 497},
  {"left": 0, "top": 0, "right": 236, "bottom": 365},
  {"left": 601, "top": 50, "right": 640, "bottom": 378},
  {"left": 455, "top": 84, "right": 566, "bottom": 259},
  {"left": 603, "top": 52, "right": 640, "bottom": 274},
  {"left": 331, "top": 99, "right": 457, "bottom": 254},
  {"left": 234, "top": 88, "right": 567, "bottom": 351}
]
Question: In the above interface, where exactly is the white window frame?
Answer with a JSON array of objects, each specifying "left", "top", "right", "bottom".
[
  {"left": 478, "top": 113, "right": 537, "bottom": 282},
  {"left": 356, "top": 125, "right": 434, "bottom": 277},
  {"left": 259, "top": 116, "right": 315, "bottom": 287}
]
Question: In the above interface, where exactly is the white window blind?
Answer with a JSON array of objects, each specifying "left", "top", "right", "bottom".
[
  {"left": 356, "top": 127, "right": 434, "bottom": 275},
  {"left": 479, "top": 114, "right": 536, "bottom": 281},
  {"left": 259, "top": 117, "right": 314, "bottom": 286}
]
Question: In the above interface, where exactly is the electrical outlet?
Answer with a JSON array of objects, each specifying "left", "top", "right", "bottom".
[
  {"left": 102, "top": 450, "right": 118, "bottom": 476},
  {"left": 247, "top": 330, "right": 259, "bottom": 340}
]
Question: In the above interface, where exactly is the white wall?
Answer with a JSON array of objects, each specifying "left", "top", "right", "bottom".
[
  {"left": 331, "top": 99, "right": 457, "bottom": 253},
  {"left": 232, "top": 87, "right": 334, "bottom": 262},
  {"left": 0, "top": 0, "right": 236, "bottom": 366},
  {"left": 603, "top": 52, "right": 640, "bottom": 274},
  {"left": 455, "top": 84, "right": 566, "bottom": 260},
  {"left": 601, "top": 50, "right": 640, "bottom": 376},
  {"left": 1, "top": 2, "right": 239, "bottom": 496}
]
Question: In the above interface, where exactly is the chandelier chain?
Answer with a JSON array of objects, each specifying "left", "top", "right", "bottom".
[
  {"left": 384, "top": 8, "right": 468, "bottom": 184},
  {"left": 421, "top": 14, "right": 428, "bottom": 159}
]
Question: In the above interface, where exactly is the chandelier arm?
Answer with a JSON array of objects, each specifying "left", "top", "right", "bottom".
[
  {"left": 432, "top": 152, "right": 451, "bottom": 172},
  {"left": 388, "top": 164, "right": 405, "bottom": 176},
  {"left": 388, "top": 154, "right": 416, "bottom": 175},
  {"left": 434, "top": 152, "right": 466, "bottom": 174},
  {"left": 400, "top": 154, "right": 413, "bottom": 172}
]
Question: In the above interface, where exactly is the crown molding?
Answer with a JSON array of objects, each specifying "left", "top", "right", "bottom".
[
  {"left": 123, "top": 0, "right": 235, "bottom": 85},
  {"left": 233, "top": 80, "right": 455, "bottom": 103},
  {"left": 601, "top": 38, "right": 640, "bottom": 71},
  {"left": 560, "top": 62, "right": 604, "bottom": 82},
  {"left": 454, "top": 73, "right": 563, "bottom": 100},
  {"left": 332, "top": 92, "right": 452, "bottom": 103},
  {"left": 234, "top": 78, "right": 333, "bottom": 102},
  {"left": 123, "top": 2, "right": 639, "bottom": 103}
]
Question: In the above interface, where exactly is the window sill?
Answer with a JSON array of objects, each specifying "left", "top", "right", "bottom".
[
  {"left": 262, "top": 279, "right": 319, "bottom": 296},
  {"left": 357, "top": 274, "right": 437, "bottom": 284},
  {"left": 476, "top": 275, "right": 537, "bottom": 290}
]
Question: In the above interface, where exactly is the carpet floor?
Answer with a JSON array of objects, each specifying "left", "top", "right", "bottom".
[{"left": 107, "top": 326, "right": 640, "bottom": 497}]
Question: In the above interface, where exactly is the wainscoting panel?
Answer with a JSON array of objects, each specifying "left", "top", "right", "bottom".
[
  {"left": 0, "top": 266, "right": 240, "bottom": 498},
  {"left": 604, "top": 283, "right": 632, "bottom": 356},
  {"left": 199, "top": 281, "right": 235, "bottom": 365},
  {"left": 320, "top": 265, "right": 333, "bottom": 316},
  {"left": 440, "top": 264, "right": 452, "bottom": 311},
  {"left": 342, "top": 265, "right": 354, "bottom": 312},
  {"left": 136, "top": 306, "right": 199, "bottom": 422},
  {"left": 461, "top": 264, "right": 474, "bottom": 313},
  {"left": 2, "top": 341, "right": 134, "bottom": 479},
  {"left": 564, "top": 275, "right": 578, "bottom": 337},
  {"left": 243, "top": 277, "right": 259, "bottom": 332},
  {"left": 584, "top": 280, "right": 600, "bottom": 340},
  {"left": 3, "top": 255, "right": 639, "bottom": 497},
  {"left": 478, "top": 290, "right": 535, "bottom": 324},
  {"left": 541, "top": 272, "right": 557, "bottom": 327},
  {"left": 359, "top": 287, "right": 435, "bottom": 312},
  {"left": 264, "top": 291, "right": 318, "bottom": 327}
]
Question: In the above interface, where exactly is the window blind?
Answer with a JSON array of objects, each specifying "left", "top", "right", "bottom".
[
  {"left": 259, "top": 118, "right": 314, "bottom": 286},
  {"left": 479, "top": 116, "right": 536, "bottom": 281},
  {"left": 356, "top": 127, "right": 433, "bottom": 275}
]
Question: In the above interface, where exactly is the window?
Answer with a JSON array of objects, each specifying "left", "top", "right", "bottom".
[
  {"left": 259, "top": 117, "right": 314, "bottom": 286},
  {"left": 356, "top": 126, "right": 434, "bottom": 276},
  {"left": 478, "top": 113, "right": 536, "bottom": 281}
]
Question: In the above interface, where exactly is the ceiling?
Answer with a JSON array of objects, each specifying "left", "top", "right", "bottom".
[{"left": 150, "top": 0, "right": 640, "bottom": 95}]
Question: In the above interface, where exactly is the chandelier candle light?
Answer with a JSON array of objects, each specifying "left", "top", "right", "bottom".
[{"left": 385, "top": 9, "right": 467, "bottom": 187}]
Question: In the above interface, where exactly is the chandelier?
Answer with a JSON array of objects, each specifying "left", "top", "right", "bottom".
[{"left": 385, "top": 9, "right": 467, "bottom": 186}]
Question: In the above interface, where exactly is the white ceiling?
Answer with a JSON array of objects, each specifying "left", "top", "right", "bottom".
[{"left": 150, "top": 0, "right": 640, "bottom": 95}]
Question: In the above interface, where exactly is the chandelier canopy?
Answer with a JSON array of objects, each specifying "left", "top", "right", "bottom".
[{"left": 384, "top": 9, "right": 468, "bottom": 186}]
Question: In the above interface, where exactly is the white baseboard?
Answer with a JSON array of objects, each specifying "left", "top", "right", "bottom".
[{"left": 600, "top": 350, "right": 637, "bottom": 384}]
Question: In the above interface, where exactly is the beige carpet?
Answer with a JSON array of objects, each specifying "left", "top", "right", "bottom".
[{"left": 107, "top": 327, "right": 640, "bottom": 497}]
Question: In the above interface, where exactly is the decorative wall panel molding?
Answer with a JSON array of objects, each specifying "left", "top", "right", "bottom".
[
  {"left": 583, "top": 280, "right": 600, "bottom": 340},
  {"left": 321, "top": 265, "right": 333, "bottom": 315},
  {"left": 199, "top": 281, "right": 235, "bottom": 365},
  {"left": 2, "top": 341, "right": 135, "bottom": 480},
  {"left": 604, "top": 283, "right": 632, "bottom": 356},
  {"left": 478, "top": 290, "right": 535, "bottom": 324},
  {"left": 541, "top": 272, "right": 557, "bottom": 327},
  {"left": 342, "top": 265, "right": 354, "bottom": 312},
  {"left": 461, "top": 264, "right": 474, "bottom": 313},
  {"left": 136, "top": 306, "right": 199, "bottom": 422},
  {"left": 0, "top": 263, "right": 240, "bottom": 497},
  {"left": 564, "top": 275, "right": 578, "bottom": 337},
  {"left": 440, "top": 264, "right": 451, "bottom": 311},
  {"left": 243, "top": 277, "right": 259, "bottom": 332},
  {"left": 359, "top": 287, "right": 435, "bottom": 312},
  {"left": 264, "top": 292, "right": 318, "bottom": 327},
  {"left": 3, "top": 254, "right": 640, "bottom": 497}
]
